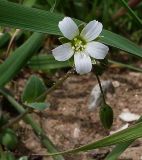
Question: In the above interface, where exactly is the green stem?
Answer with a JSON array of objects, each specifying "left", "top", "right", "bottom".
[
  {"left": 95, "top": 74, "right": 106, "bottom": 105},
  {"left": 0, "top": 88, "right": 64, "bottom": 160},
  {"left": 35, "top": 68, "right": 74, "bottom": 101}
]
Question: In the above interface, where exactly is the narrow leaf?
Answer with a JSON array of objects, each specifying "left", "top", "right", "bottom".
[
  {"left": 0, "top": 32, "right": 11, "bottom": 49},
  {"left": 45, "top": 121, "right": 142, "bottom": 156},
  {"left": 105, "top": 141, "right": 132, "bottom": 160},
  {"left": 99, "top": 30, "right": 142, "bottom": 58},
  {"left": 0, "top": 33, "right": 45, "bottom": 87},
  {"left": 105, "top": 116, "right": 142, "bottom": 159},
  {"left": 28, "top": 54, "right": 72, "bottom": 71},
  {"left": 0, "top": 1, "right": 141, "bottom": 57}
]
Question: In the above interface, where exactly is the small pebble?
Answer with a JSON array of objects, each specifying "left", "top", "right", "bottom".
[
  {"left": 73, "top": 127, "right": 80, "bottom": 139},
  {"left": 119, "top": 109, "right": 140, "bottom": 122}
]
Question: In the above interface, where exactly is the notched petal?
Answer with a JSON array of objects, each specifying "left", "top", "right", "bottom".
[
  {"left": 52, "top": 43, "right": 74, "bottom": 61},
  {"left": 58, "top": 17, "right": 79, "bottom": 40},
  {"left": 81, "top": 20, "right": 103, "bottom": 42},
  {"left": 74, "top": 53, "right": 92, "bottom": 74},
  {"left": 86, "top": 42, "right": 109, "bottom": 59}
]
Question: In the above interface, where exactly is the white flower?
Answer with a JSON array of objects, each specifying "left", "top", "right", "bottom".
[{"left": 52, "top": 17, "right": 109, "bottom": 74}]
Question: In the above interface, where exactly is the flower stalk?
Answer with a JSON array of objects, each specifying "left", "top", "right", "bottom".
[
  {"left": 95, "top": 74, "right": 106, "bottom": 105},
  {"left": 35, "top": 68, "right": 74, "bottom": 101}
]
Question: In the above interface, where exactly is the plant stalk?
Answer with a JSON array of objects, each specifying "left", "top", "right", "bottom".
[{"left": 95, "top": 74, "right": 106, "bottom": 105}]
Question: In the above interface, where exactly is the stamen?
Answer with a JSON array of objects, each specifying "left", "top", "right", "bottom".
[{"left": 72, "top": 37, "right": 86, "bottom": 52}]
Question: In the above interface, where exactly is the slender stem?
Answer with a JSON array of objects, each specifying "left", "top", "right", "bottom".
[
  {"left": 35, "top": 68, "right": 74, "bottom": 101},
  {"left": 95, "top": 74, "right": 106, "bottom": 105}
]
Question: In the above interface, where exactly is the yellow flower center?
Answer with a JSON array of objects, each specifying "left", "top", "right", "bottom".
[{"left": 71, "top": 37, "right": 86, "bottom": 52}]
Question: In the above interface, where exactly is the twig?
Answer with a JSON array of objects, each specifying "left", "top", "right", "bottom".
[{"left": 35, "top": 68, "right": 74, "bottom": 101}]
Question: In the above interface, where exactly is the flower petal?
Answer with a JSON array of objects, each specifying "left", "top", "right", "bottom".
[
  {"left": 86, "top": 42, "right": 109, "bottom": 59},
  {"left": 80, "top": 20, "right": 102, "bottom": 42},
  {"left": 52, "top": 43, "right": 74, "bottom": 61},
  {"left": 74, "top": 52, "right": 92, "bottom": 74},
  {"left": 58, "top": 17, "right": 79, "bottom": 40}
]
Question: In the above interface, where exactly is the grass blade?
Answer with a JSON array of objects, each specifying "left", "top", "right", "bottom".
[
  {"left": 28, "top": 54, "right": 71, "bottom": 71},
  {"left": 0, "top": 33, "right": 45, "bottom": 86},
  {"left": 105, "top": 141, "right": 132, "bottom": 160},
  {"left": 99, "top": 30, "right": 142, "bottom": 58},
  {"left": 44, "top": 121, "right": 142, "bottom": 156},
  {"left": 0, "top": 1, "right": 141, "bottom": 57},
  {"left": 105, "top": 115, "right": 142, "bottom": 159},
  {"left": 28, "top": 54, "right": 142, "bottom": 73},
  {"left": 0, "top": 32, "right": 11, "bottom": 49}
]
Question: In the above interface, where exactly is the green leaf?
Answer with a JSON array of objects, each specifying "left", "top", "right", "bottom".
[
  {"left": 22, "top": 75, "right": 47, "bottom": 103},
  {"left": 0, "top": 1, "right": 141, "bottom": 57},
  {"left": 0, "top": 32, "right": 11, "bottom": 49},
  {"left": 105, "top": 141, "right": 132, "bottom": 160},
  {"left": 72, "top": 122, "right": 142, "bottom": 152},
  {"left": 28, "top": 54, "right": 72, "bottom": 71},
  {"left": 23, "top": 0, "right": 37, "bottom": 7},
  {"left": 29, "top": 55, "right": 142, "bottom": 73},
  {"left": 0, "top": 33, "right": 45, "bottom": 87},
  {"left": 105, "top": 116, "right": 142, "bottom": 159},
  {"left": 0, "top": 0, "right": 64, "bottom": 35},
  {"left": 99, "top": 30, "right": 142, "bottom": 58},
  {"left": 1, "top": 128, "right": 18, "bottom": 150},
  {"left": 26, "top": 102, "right": 50, "bottom": 110},
  {"left": 99, "top": 104, "right": 113, "bottom": 129}
]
